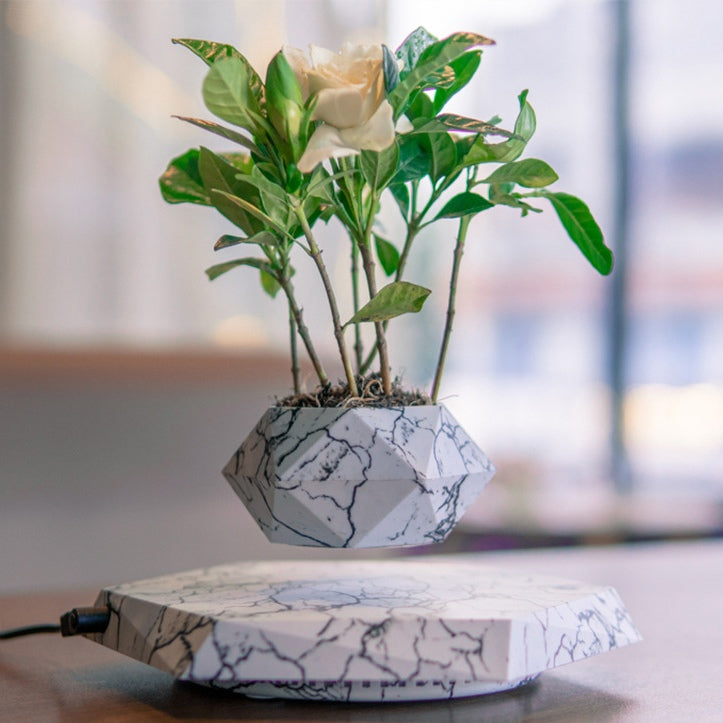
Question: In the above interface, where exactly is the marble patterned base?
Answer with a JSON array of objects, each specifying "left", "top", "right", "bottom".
[
  {"left": 87, "top": 560, "right": 640, "bottom": 702},
  {"left": 213, "top": 675, "right": 540, "bottom": 702}
]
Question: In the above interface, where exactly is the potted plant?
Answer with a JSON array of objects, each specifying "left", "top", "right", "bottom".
[{"left": 160, "top": 29, "right": 612, "bottom": 548}]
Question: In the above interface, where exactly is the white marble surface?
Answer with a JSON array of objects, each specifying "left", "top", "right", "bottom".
[
  {"left": 89, "top": 559, "right": 640, "bottom": 702},
  {"left": 222, "top": 405, "right": 496, "bottom": 548}
]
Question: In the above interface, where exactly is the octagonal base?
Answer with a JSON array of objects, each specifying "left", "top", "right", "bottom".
[
  {"left": 212, "top": 675, "right": 540, "bottom": 701},
  {"left": 87, "top": 559, "right": 640, "bottom": 702}
]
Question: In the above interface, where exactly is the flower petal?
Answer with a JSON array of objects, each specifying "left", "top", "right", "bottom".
[
  {"left": 313, "top": 86, "right": 366, "bottom": 128},
  {"left": 309, "top": 44, "right": 338, "bottom": 69},
  {"left": 338, "top": 99, "right": 395, "bottom": 152},
  {"left": 339, "top": 42, "right": 383, "bottom": 61},
  {"left": 297, "top": 124, "right": 360, "bottom": 173}
]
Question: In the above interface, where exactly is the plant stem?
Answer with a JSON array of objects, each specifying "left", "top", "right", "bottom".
[
  {"left": 430, "top": 214, "right": 471, "bottom": 402},
  {"left": 358, "top": 328, "right": 379, "bottom": 375},
  {"left": 358, "top": 208, "right": 423, "bottom": 376},
  {"left": 294, "top": 204, "right": 358, "bottom": 396},
  {"left": 279, "top": 275, "right": 328, "bottom": 387},
  {"left": 350, "top": 239, "right": 363, "bottom": 373},
  {"left": 288, "top": 303, "right": 300, "bottom": 394},
  {"left": 354, "top": 185, "right": 392, "bottom": 394},
  {"left": 336, "top": 157, "right": 365, "bottom": 375},
  {"left": 395, "top": 220, "right": 419, "bottom": 283},
  {"left": 357, "top": 234, "right": 392, "bottom": 395},
  {"left": 357, "top": 213, "right": 423, "bottom": 376}
]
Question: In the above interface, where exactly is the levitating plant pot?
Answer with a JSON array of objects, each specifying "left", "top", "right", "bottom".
[{"left": 222, "top": 404, "right": 495, "bottom": 548}]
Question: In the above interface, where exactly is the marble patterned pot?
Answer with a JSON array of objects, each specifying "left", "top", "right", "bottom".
[{"left": 222, "top": 404, "right": 495, "bottom": 548}]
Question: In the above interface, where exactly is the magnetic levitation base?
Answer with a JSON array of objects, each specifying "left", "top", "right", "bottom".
[{"left": 86, "top": 560, "right": 641, "bottom": 702}]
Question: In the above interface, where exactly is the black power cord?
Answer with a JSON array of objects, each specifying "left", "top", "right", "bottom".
[
  {"left": 0, "top": 606, "right": 110, "bottom": 640},
  {"left": 0, "top": 623, "right": 61, "bottom": 640}
]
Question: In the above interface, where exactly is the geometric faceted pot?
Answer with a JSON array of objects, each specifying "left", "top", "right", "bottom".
[{"left": 222, "top": 404, "right": 495, "bottom": 548}]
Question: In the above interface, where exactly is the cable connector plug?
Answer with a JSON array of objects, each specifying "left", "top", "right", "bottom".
[{"left": 59, "top": 606, "right": 110, "bottom": 637}]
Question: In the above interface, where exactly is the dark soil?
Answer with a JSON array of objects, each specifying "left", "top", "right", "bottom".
[{"left": 276, "top": 373, "right": 432, "bottom": 408}]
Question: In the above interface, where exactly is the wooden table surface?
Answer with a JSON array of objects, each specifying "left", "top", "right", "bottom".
[{"left": 1, "top": 539, "right": 722, "bottom": 722}]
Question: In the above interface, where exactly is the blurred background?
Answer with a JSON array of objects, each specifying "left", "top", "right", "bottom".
[{"left": 1, "top": 0, "right": 722, "bottom": 593}]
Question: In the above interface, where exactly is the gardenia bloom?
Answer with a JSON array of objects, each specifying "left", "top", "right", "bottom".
[{"left": 284, "top": 43, "right": 395, "bottom": 173}]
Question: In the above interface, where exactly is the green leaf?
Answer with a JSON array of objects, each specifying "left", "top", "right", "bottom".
[
  {"left": 434, "top": 113, "right": 513, "bottom": 138},
  {"left": 286, "top": 163, "right": 303, "bottom": 193},
  {"left": 301, "top": 196, "right": 324, "bottom": 230},
  {"left": 435, "top": 192, "right": 493, "bottom": 220},
  {"left": 159, "top": 149, "right": 210, "bottom": 205},
  {"left": 432, "top": 51, "right": 482, "bottom": 113},
  {"left": 259, "top": 269, "right": 281, "bottom": 297},
  {"left": 454, "top": 134, "right": 478, "bottom": 165},
  {"left": 421, "top": 131, "right": 457, "bottom": 182},
  {"left": 345, "top": 281, "right": 431, "bottom": 325},
  {"left": 424, "top": 64, "right": 456, "bottom": 90},
  {"left": 213, "top": 231, "right": 278, "bottom": 250},
  {"left": 542, "top": 191, "right": 613, "bottom": 274},
  {"left": 462, "top": 89, "right": 536, "bottom": 166},
  {"left": 245, "top": 166, "right": 294, "bottom": 228},
  {"left": 173, "top": 37, "right": 243, "bottom": 64},
  {"left": 222, "top": 152, "right": 254, "bottom": 171},
  {"left": 172, "top": 38, "right": 264, "bottom": 101},
  {"left": 202, "top": 57, "right": 262, "bottom": 132},
  {"left": 513, "top": 89, "right": 535, "bottom": 140},
  {"left": 205, "top": 257, "right": 276, "bottom": 281},
  {"left": 405, "top": 92, "right": 435, "bottom": 122},
  {"left": 211, "top": 189, "right": 292, "bottom": 238},
  {"left": 488, "top": 185, "right": 542, "bottom": 215},
  {"left": 374, "top": 235, "right": 400, "bottom": 276},
  {"left": 389, "top": 32, "right": 494, "bottom": 119},
  {"left": 319, "top": 205, "right": 336, "bottom": 223},
  {"left": 395, "top": 27, "right": 438, "bottom": 79},
  {"left": 382, "top": 44, "right": 400, "bottom": 92},
  {"left": 394, "top": 134, "right": 429, "bottom": 182},
  {"left": 172, "top": 115, "right": 261, "bottom": 155},
  {"left": 306, "top": 166, "right": 337, "bottom": 204},
  {"left": 198, "top": 147, "right": 264, "bottom": 235},
  {"left": 389, "top": 181, "right": 410, "bottom": 219},
  {"left": 360, "top": 141, "right": 399, "bottom": 191},
  {"left": 483, "top": 158, "right": 559, "bottom": 189}
]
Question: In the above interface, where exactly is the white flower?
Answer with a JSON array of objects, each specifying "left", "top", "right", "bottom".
[{"left": 284, "top": 42, "right": 395, "bottom": 173}]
